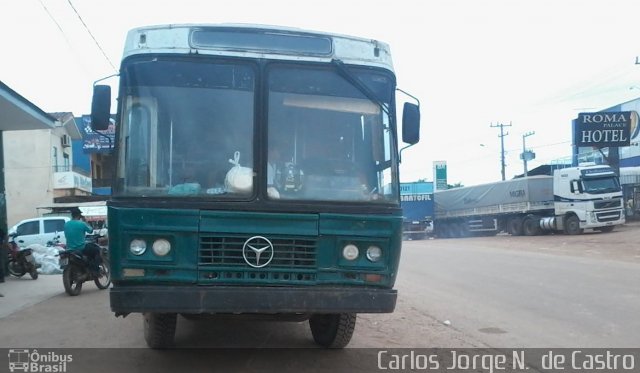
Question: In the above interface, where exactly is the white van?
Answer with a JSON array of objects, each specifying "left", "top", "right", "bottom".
[{"left": 9, "top": 216, "right": 69, "bottom": 247}]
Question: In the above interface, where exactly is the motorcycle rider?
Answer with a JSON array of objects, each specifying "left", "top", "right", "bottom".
[{"left": 64, "top": 208, "right": 99, "bottom": 274}]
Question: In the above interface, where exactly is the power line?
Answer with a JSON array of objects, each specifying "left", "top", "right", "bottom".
[
  {"left": 66, "top": 0, "right": 117, "bottom": 72},
  {"left": 504, "top": 140, "right": 571, "bottom": 153},
  {"left": 37, "top": 0, "right": 73, "bottom": 47}
]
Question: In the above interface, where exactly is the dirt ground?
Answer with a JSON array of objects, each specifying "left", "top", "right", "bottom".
[{"left": 431, "top": 220, "right": 640, "bottom": 263}]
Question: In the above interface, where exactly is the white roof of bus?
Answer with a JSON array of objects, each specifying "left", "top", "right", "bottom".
[{"left": 122, "top": 23, "right": 394, "bottom": 71}]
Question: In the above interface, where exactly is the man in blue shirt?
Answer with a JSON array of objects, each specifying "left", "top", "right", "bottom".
[{"left": 64, "top": 208, "right": 98, "bottom": 273}]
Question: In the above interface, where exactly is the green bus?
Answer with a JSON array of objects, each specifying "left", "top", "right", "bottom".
[{"left": 90, "top": 24, "right": 420, "bottom": 348}]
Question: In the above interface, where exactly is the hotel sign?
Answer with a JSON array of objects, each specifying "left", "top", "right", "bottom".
[{"left": 575, "top": 111, "right": 638, "bottom": 148}]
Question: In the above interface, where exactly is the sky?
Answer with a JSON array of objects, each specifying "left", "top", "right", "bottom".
[{"left": 2, "top": 0, "right": 640, "bottom": 186}]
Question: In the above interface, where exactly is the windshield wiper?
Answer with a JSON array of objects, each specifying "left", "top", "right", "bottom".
[{"left": 331, "top": 59, "right": 390, "bottom": 116}]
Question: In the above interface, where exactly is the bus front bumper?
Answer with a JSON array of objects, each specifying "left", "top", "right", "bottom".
[{"left": 110, "top": 285, "right": 397, "bottom": 314}]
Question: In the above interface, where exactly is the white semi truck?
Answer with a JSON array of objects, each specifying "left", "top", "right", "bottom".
[{"left": 434, "top": 164, "right": 625, "bottom": 237}]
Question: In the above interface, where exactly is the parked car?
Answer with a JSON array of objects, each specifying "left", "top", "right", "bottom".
[{"left": 8, "top": 216, "right": 69, "bottom": 247}]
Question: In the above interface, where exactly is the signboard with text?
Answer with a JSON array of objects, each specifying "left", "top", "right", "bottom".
[
  {"left": 575, "top": 111, "right": 638, "bottom": 148},
  {"left": 80, "top": 115, "right": 116, "bottom": 153},
  {"left": 433, "top": 161, "right": 448, "bottom": 191},
  {"left": 53, "top": 171, "right": 92, "bottom": 193}
]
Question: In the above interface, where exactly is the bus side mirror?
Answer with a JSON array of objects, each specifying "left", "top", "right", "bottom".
[
  {"left": 402, "top": 102, "right": 420, "bottom": 145},
  {"left": 91, "top": 85, "right": 112, "bottom": 131}
]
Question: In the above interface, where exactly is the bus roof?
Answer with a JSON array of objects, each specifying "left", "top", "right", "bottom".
[{"left": 122, "top": 23, "right": 394, "bottom": 71}]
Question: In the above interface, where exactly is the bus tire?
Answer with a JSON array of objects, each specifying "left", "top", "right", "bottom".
[
  {"left": 144, "top": 313, "right": 177, "bottom": 349},
  {"left": 309, "top": 313, "right": 356, "bottom": 349}
]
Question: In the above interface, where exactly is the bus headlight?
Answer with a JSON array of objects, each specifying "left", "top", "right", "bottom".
[
  {"left": 366, "top": 246, "right": 382, "bottom": 262},
  {"left": 130, "top": 239, "right": 146, "bottom": 256},
  {"left": 342, "top": 244, "right": 359, "bottom": 261},
  {"left": 152, "top": 239, "right": 171, "bottom": 256}
]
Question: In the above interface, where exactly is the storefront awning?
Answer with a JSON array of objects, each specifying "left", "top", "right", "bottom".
[{"left": 0, "top": 80, "right": 56, "bottom": 131}]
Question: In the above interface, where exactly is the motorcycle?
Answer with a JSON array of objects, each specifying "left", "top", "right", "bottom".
[
  {"left": 58, "top": 234, "right": 111, "bottom": 296},
  {"left": 7, "top": 233, "right": 40, "bottom": 280}
]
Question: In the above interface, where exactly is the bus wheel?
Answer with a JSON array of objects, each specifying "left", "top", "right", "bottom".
[
  {"left": 309, "top": 313, "right": 356, "bottom": 348},
  {"left": 144, "top": 313, "right": 177, "bottom": 349}
]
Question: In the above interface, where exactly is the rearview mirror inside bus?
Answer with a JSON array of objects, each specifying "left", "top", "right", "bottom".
[
  {"left": 402, "top": 102, "right": 420, "bottom": 145},
  {"left": 91, "top": 85, "right": 112, "bottom": 131}
]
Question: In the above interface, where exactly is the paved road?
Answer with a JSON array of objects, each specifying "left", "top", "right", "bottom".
[
  {"left": 399, "top": 237, "right": 640, "bottom": 347},
  {"left": 0, "top": 274, "right": 62, "bottom": 318}
]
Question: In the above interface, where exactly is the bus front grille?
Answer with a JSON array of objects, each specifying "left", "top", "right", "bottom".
[
  {"left": 199, "top": 235, "right": 317, "bottom": 269},
  {"left": 198, "top": 235, "right": 317, "bottom": 284}
]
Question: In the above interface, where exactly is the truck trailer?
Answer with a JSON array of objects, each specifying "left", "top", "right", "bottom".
[{"left": 434, "top": 164, "right": 625, "bottom": 237}]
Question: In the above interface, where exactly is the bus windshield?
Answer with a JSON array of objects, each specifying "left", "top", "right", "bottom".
[{"left": 115, "top": 57, "right": 398, "bottom": 203}]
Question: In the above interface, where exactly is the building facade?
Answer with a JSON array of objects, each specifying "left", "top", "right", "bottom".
[
  {"left": 572, "top": 97, "right": 640, "bottom": 217},
  {"left": 3, "top": 112, "right": 86, "bottom": 226}
]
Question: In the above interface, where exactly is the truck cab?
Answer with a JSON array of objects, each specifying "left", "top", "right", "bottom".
[{"left": 553, "top": 164, "right": 624, "bottom": 233}]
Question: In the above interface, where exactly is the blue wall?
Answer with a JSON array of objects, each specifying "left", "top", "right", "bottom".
[{"left": 72, "top": 139, "right": 91, "bottom": 174}]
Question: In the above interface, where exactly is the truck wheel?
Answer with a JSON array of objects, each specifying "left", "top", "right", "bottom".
[
  {"left": 507, "top": 216, "right": 524, "bottom": 236},
  {"left": 454, "top": 221, "right": 469, "bottom": 238},
  {"left": 523, "top": 216, "right": 541, "bottom": 236},
  {"left": 436, "top": 225, "right": 448, "bottom": 239},
  {"left": 449, "top": 223, "right": 461, "bottom": 238},
  {"left": 309, "top": 313, "right": 356, "bottom": 348},
  {"left": 144, "top": 313, "right": 177, "bottom": 349},
  {"left": 459, "top": 222, "right": 469, "bottom": 237},
  {"left": 441, "top": 225, "right": 451, "bottom": 238},
  {"left": 564, "top": 215, "right": 583, "bottom": 235}
]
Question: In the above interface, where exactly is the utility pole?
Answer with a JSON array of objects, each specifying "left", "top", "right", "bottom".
[
  {"left": 490, "top": 122, "right": 512, "bottom": 181},
  {"left": 522, "top": 131, "right": 535, "bottom": 177}
]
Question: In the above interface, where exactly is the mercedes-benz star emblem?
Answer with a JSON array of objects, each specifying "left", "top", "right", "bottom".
[{"left": 242, "top": 236, "right": 274, "bottom": 268}]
